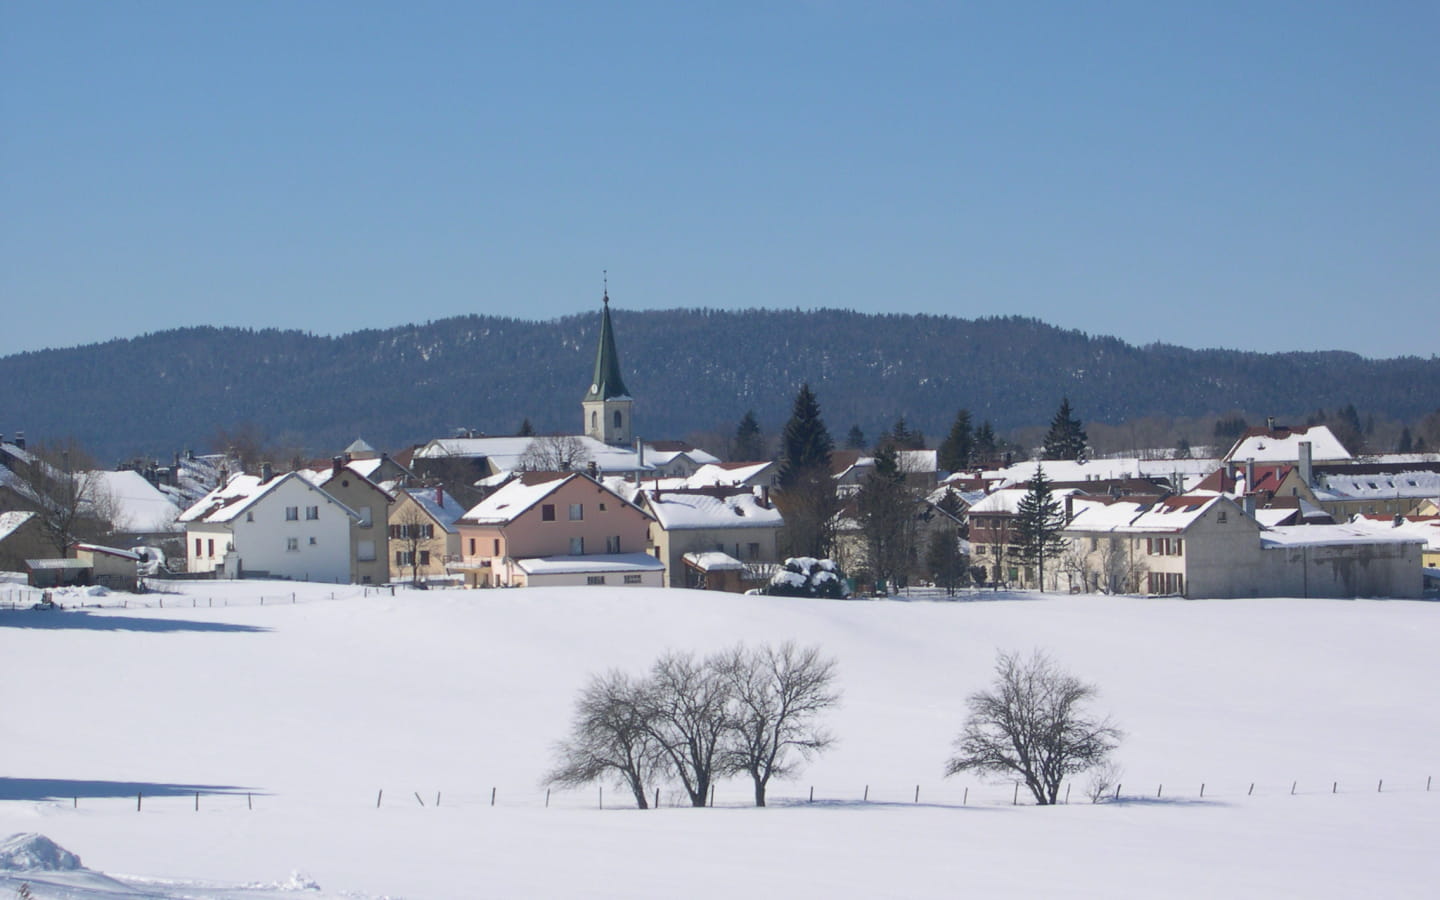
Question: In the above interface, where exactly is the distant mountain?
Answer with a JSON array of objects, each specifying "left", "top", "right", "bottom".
[{"left": 1, "top": 309, "right": 1436, "bottom": 463}]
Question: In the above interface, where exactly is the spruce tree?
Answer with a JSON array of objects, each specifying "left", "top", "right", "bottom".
[
  {"left": 845, "top": 425, "right": 867, "bottom": 451},
  {"left": 775, "top": 384, "right": 839, "bottom": 559},
  {"left": 938, "top": 409, "right": 974, "bottom": 472},
  {"left": 858, "top": 442, "right": 912, "bottom": 592},
  {"left": 974, "top": 421, "right": 998, "bottom": 467},
  {"left": 778, "top": 384, "right": 834, "bottom": 488},
  {"left": 925, "top": 529, "right": 968, "bottom": 596},
  {"left": 1012, "top": 465, "right": 1068, "bottom": 591},
  {"left": 518, "top": 418, "right": 535, "bottom": 437},
  {"left": 732, "top": 410, "right": 765, "bottom": 461},
  {"left": 1042, "top": 398, "right": 1088, "bottom": 461}
]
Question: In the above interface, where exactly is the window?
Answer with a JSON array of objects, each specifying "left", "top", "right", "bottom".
[
  {"left": 586, "top": 575, "right": 606, "bottom": 585},
  {"left": 599, "top": 502, "right": 607, "bottom": 511},
  {"left": 469, "top": 538, "right": 476, "bottom": 555},
  {"left": 246, "top": 511, "right": 254, "bottom": 522},
  {"left": 285, "top": 506, "right": 299, "bottom": 521},
  {"left": 286, "top": 537, "right": 299, "bottom": 552},
  {"left": 309, "top": 536, "right": 317, "bottom": 545},
  {"left": 305, "top": 505, "right": 319, "bottom": 520},
  {"left": 613, "top": 410, "right": 622, "bottom": 430},
  {"left": 419, "top": 550, "right": 430, "bottom": 566},
  {"left": 493, "top": 538, "right": 500, "bottom": 556},
  {"left": 591, "top": 411, "right": 598, "bottom": 430},
  {"left": 542, "top": 504, "right": 556, "bottom": 522},
  {"left": 358, "top": 506, "right": 372, "bottom": 528},
  {"left": 747, "top": 542, "right": 761, "bottom": 559},
  {"left": 569, "top": 503, "right": 584, "bottom": 521},
  {"left": 1217, "top": 511, "right": 1228, "bottom": 524},
  {"left": 207, "top": 539, "right": 215, "bottom": 558},
  {"left": 396, "top": 550, "right": 412, "bottom": 566},
  {"left": 570, "top": 536, "right": 585, "bottom": 555},
  {"left": 358, "top": 540, "right": 376, "bottom": 562},
  {"left": 194, "top": 538, "right": 202, "bottom": 557},
  {"left": 623, "top": 574, "right": 643, "bottom": 585},
  {"left": 605, "top": 535, "right": 620, "bottom": 553}
]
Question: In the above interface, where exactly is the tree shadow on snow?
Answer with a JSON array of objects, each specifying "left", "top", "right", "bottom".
[
  {"left": 0, "top": 777, "right": 261, "bottom": 802},
  {"left": 0, "top": 609, "right": 269, "bottom": 633},
  {"left": 767, "top": 797, "right": 998, "bottom": 813}
]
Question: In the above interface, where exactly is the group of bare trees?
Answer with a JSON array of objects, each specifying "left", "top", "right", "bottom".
[{"left": 547, "top": 642, "right": 840, "bottom": 808}]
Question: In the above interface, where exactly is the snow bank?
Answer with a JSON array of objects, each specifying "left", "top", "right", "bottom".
[{"left": 0, "top": 833, "right": 81, "bottom": 871}]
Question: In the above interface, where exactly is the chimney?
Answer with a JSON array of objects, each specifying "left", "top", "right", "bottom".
[
  {"left": 1243, "top": 494, "right": 1256, "bottom": 519},
  {"left": 1266, "top": 416, "right": 1276, "bottom": 431},
  {"left": 587, "top": 460, "right": 599, "bottom": 478},
  {"left": 332, "top": 456, "right": 344, "bottom": 477},
  {"left": 1393, "top": 512, "right": 1403, "bottom": 527},
  {"left": 1064, "top": 494, "right": 1074, "bottom": 523},
  {"left": 260, "top": 462, "right": 274, "bottom": 483},
  {"left": 436, "top": 485, "right": 444, "bottom": 507},
  {"left": 1245, "top": 458, "right": 1255, "bottom": 495},
  {"left": 759, "top": 484, "right": 771, "bottom": 509},
  {"left": 1298, "top": 441, "right": 1313, "bottom": 487},
  {"left": 219, "top": 464, "right": 229, "bottom": 484},
  {"left": 14, "top": 431, "right": 25, "bottom": 450},
  {"left": 635, "top": 437, "right": 645, "bottom": 468}
]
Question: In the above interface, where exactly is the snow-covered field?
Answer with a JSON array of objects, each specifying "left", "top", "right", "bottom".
[{"left": 3, "top": 581, "right": 1438, "bottom": 898}]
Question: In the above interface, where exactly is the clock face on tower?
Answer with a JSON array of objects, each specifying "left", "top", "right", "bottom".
[{"left": 590, "top": 383, "right": 598, "bottom": 394}]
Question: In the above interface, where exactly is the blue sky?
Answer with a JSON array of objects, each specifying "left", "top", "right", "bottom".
[{"left": 2, "top": 1, "right": 1435, "bottom": 358}]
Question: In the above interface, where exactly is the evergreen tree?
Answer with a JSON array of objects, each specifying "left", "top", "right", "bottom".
[
  {"left": 778, "top": 384, "right": 834, "bottom": 487},
  {"left": 1012, "top": 465, "right": 1068, "bottom": 591},
  {"left": 845, "top": 425, "right": 867, "bottom": 451},
  {"left": 974, "top": 421, "right": 998, "bottom": 467},
  {"left": 858, "top": 442, "right": 913, "bottom": 592},
  {"left": 1042, "top": 398, "right": 1088, "bottom": 461},
  {"left": 938, "top": 409, "right": 974, "bottom": 472},
  {"left": 925, "top": 529, "right": 969, "bottom": 596},
  {"left": 1398, "top": 426, "right": 1413, "bottom": 454},
  {"left": 936, "top": 486, "right": 965, "bottom": 519},
  {"left": 732, "top": 410, "right": 765, "bottom": 461},
  {"left": 775, "top": 384, "right": 839, "bottom": 558},
  {"left": 518, "top": 418, "right": 535, "bottom": 437},
  {"left": 1174, "top": 436, "right": 1192, "bottom": 459}
]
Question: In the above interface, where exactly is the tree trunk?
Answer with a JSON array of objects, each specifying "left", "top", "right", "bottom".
[{"left": 754, "top": 777, "right": 767, "bottom": 807}]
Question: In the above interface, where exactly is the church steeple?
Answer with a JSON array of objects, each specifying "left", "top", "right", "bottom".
[
  {"left": 584, "top": 285, "right": 631, "bottom": 402},
  {"left": 582, "top": 275, "right": 634, "bottom": 444}
]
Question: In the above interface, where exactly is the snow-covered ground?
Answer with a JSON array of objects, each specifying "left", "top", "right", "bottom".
[{"left": 3, "top": 581, "right": 1438, "bottom": 898}]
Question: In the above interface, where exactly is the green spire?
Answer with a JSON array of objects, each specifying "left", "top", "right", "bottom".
[{"left": 584, "top": 288, "right": 630, "bottom": 401}]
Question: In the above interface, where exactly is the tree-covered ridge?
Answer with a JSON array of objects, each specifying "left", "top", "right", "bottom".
[{"left": 0, "top": 310, "right": 1436, "bottom": 462}]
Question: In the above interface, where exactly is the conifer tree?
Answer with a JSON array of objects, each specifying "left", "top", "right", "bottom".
[
  {"left": 974, "top": 421, "right": 998, "bottom": 467},
  {"left": 732, "top": 410, "right": 765, "bottom": 461},
  {"left": 858, "top": 442, "right": 913, "bottom": 592},
  {"left": 1042, "top": 398, "right": 1088, "bottom": 461},
  {"left": 775, "top": 384, "right": 839, "bottom": 558},
  {"left": 1012, "top": 465, "right": 1068, "bottom": 591},
  {"left": 845, "top": 425, "right": 867, "bottom": 451},
  {"left": 518, "top": 418, "right": 535, "bottom": 437},
  {"left": 938, "top": 409, "right": 974, "bottom": 472}
]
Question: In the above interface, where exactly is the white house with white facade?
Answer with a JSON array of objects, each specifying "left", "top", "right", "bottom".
[{"left": 179, "top": 469, "right": 359, "bottom": 583}]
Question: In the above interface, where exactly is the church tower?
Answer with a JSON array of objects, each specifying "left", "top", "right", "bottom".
[{"left": 582, "top": 285, "right": 634, "bottom": 445}]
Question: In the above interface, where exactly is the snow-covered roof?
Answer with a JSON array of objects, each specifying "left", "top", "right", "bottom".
[
  {"left": 1064, "top": 494, "right": 1230, "bottom": 535},
  {"left": 460, "top": 473, "right": 575, "bottom": 525},
  {"left": 643, "top": 443, "right": 721, "bottom": 467},
  {"left": 402, "top": 486, "right": 468, "bottom": 533},
  {"left": 1223, "top": 425, "right": 1351, "bottom": 463},
  {"left": 87, "top": 470, "right": 184, "bottom": 533},
  {"left": 1259, "top": 523, "right": 1427, "bottom": 550},
  {"left": 1312, "top": 470, "right": 1440, "bottom": 502},
  {"left": 345, "top": 438, "right": 377, "bottom": 455},
  {"left": 1345, "top": 516, "right": 1440, "bottom": 552},
  {"left": 515, "top": 552, "right": 665, "bottom": 575},
  {"left": 645, "top": 489, "right": 784, "bottom": 531},
  {"left": 967, "top": 486, "right": 1086, "bottom": 516},
  {"left": 683, "top": 461, "right": 776, "bottom": 488},
  {"left": 73, "top": 543, "right": 142, "bottom": 561},
  {"left": 178, "top": 472, "right": 359, "bottom": 525},
  {"left": 0, "top": 510, "right": 36, "bottom": 543},
  {"left": 982, "top": 457, "right": 1219, "bottom": 491},
  {"left": 683, "top": 551, "right": 745, "bottom": 572},
  {"left": 415, "top": 435, "right": 652, "bottom": 475}
]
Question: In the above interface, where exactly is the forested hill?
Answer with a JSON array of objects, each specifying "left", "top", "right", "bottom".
[{"left": 2, "top": 309, "right": 1437, "bottom": 462}]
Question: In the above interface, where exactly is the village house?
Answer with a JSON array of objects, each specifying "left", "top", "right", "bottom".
[
  {"left": 638, "top": 486, "right": 784, "bottom": 590},
  {"left": 388, "top": 484, "right": 467, "bottom": 583},
  {"left": 452, "top": 472, "right": 660, "bottom": 588},
  {"left": 0, "top": 510, "right": 46, "bottom": 572},
  {"left": 179, "top": 465, "right": 359, "bottom": 582},
  {"left": 300, "top": 457, "right": 395, "bottom": 585}
]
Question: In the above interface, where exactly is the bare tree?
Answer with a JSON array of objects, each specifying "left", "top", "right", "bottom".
[
  {"left": 944, "top": 650, "right": 1122, "bottom": 805},
  {"left": 644, "top": 651, "right": 733, "bottom": 807},
  {"left": 545, "top": 670, "right": 660, "bottom": 809},
  {"left": 718, "top": 642, "right": 839, "bottom": 807},
  {"left": 1098, "top": 538, "right": 1146, "bottom": 594},
  {"left": 389, "top": 502, "right": 435, "bottom": 585},
  {"left": 519, "top": 435, "right": 592, "bottom": 473},
  {"left": 26, "top": 440, "right": 118, "bottom": 554}
]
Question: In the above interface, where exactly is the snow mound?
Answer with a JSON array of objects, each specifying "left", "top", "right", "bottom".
[{"left": 0, "top": 833, "right": 82, "bottom": 871}]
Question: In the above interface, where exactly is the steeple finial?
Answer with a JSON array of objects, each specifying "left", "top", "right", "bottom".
[{"left": 603, "top": 269, "right": 608, "bottom": 305}]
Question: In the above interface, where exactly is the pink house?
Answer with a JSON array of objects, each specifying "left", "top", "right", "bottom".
[{"left": 452, "top": 472, "right": 662, "bottom": 587}]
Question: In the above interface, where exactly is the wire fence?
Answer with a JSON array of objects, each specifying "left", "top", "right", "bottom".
[{"left": 27, "top": 774, "right": 1435, "bottom": 815}]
